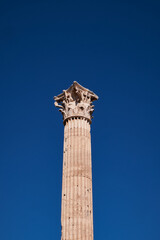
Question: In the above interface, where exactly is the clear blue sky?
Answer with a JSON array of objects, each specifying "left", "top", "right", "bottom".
[{"left": 0, "top": 0, "right": 160, "bottom": 239}]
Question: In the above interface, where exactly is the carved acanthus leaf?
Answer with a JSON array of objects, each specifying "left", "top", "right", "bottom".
[{"left": 54, "top": 81, "right": 98, "bottom": 123}]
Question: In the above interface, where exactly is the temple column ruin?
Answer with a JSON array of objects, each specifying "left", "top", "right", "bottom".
[{"left": 54, "top": 81, "right": 98, "bottom": 240}]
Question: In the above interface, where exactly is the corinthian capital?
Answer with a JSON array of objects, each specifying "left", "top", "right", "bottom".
[{"left": 54, "top": 81, "right": 98, "bottom": 123}]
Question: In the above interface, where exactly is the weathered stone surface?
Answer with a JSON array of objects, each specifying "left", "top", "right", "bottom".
[
  {"left": 54, "top": 81, "right": 98, "bottom": 123},
  {"left": 54, "top": 82, "right": 98, "bottom": 240}
]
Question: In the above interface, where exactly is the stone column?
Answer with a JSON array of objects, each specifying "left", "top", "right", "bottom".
[{"left": 54, "top": 81, "right": 98, "bottom": 240}]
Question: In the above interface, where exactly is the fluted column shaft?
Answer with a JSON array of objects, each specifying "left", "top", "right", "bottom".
[{"left": 61, "top": 117, "right": 93, "bottom": 240}]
